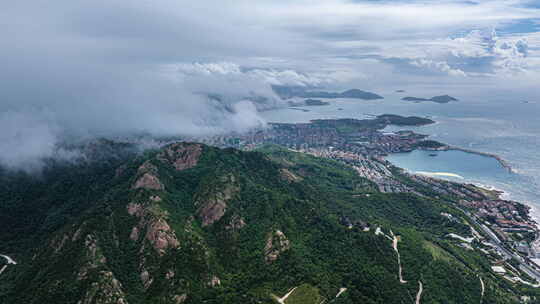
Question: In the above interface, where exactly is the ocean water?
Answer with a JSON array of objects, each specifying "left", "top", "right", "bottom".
[{"left": 260, "top": 92, "right": 540, "bottom": 217}]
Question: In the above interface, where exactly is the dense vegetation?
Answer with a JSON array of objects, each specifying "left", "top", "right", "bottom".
[{"left": 0, "top": 143, "right": 524, "bottom": 303}]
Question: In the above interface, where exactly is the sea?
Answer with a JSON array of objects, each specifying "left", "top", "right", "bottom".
[{"left": 260, "top": 91, "right": 540, "bottom": 221}]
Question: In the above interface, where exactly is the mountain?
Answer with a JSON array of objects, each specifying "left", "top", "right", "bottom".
[
  {"left": 272, "top": 85, "right": 383, "bottom": 100},
  {"left": 0, "top": 142, "right": 525, "bottom": 303},
  {"left": 402, "top": 95, "right": 458, "bottom": 103}
]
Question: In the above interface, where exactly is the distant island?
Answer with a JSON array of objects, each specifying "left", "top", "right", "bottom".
[
  {"left": 287, "top": 99, "right": 330, "bottom": 107},
  {"left": 395, "top": 89, "right": 406, "bottom": 93},
  {"left": 272, "top": 85, "right": 384, "bottom": 100},
  {"left": 304, "top": 99, "right": 330, "bottom": 106},
  {"left": 402, "top": 95, "right": 458, "bottom": 103}
]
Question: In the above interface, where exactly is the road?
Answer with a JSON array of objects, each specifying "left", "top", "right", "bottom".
[
  {"left": 0, "top": 255, "right": 16, "bottom": 265},
  {"left": 390, "top": 231, "right": 407, "bottom": 284},
  {"left": 479, "top": 276, "right": 485, "bottom": 304},
  {"left": 273, "top": 287, "right": 297, "bottom": 304},
  {"left": 0, "top": 254, "right": 17, "bottom": 276},
  {"left": 415, "top": 281, "right": 423, "bottom": 304}
]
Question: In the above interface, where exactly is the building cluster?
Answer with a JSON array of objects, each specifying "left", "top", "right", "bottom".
[
  {"left": 197, "top": 120, "right": 430, "bottom": 158},
  {"left": 464, "top": 200, "right": 531, "bottom": 226}
]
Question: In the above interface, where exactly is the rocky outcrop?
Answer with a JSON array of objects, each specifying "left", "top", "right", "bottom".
[
  {"left": 53, "top": 234, "right": 70, "bottom": 254},
  {"left": 140, "top": 269, "right": 153, "bottom": 289},
  {"left": 144, "top": 219, "right": 180, "bottom": 254},
  {"left": 132, "top": 161, "right": 164, "bottom": 191},
  {"left": 157, "top": 143, "right": 202, "bottom": 171},
  {"left": 127, "top": 203, "right": 144, "bottom": 217},
  {"left": 129, "top": 227, "right": 140, "bottom": 241},
  {"left": 208, "top": 275, "right": 221, "bottom": 287},
  {"left": 280, "top": 168, "right": 302, "bottom": 182},
  {"left": 225, "top": 215, "right": 246, "bottom": 231},
  {"left": 133, "top": 173, "right": 164, "bottom": 191},
  {"left": 196, "top": 174, "right": 239, "bottom": 226},
  {"left": 172, "top": 294, "right": 188, "bottom": 304},
  {"left": 264, "top": 230, "right": 290, "bottom": 263},
  {"left": 77, "top": 271, "right": 128, "bottom": 304},
  {"left": 77, "top": 234, "right": 108, "bottom": 281},
  {"left": 126, "top": 200, "right": 180, "bottom": 255}
]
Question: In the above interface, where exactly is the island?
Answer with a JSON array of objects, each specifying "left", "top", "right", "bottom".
[
  {"left": 272, "top": 85, "right": 384, "bottom": 100},
  {"left": 402, "top": 95, "right": 458, "bottom": 103},
  {"left": 304, "top": 99, "right": 330, "bottom": 106}
]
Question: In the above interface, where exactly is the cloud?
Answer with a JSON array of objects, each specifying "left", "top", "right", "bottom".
[
  {"left": 443, "top": 30, "right": 530, "bottom": 73},
  {"left": 176, "top": 62, "right": 342, "bottom": 87},
  {"left": 410, "top": 59, "right": 467, "bottom": 77},
  {"left": 1, "top": 0, "right": 539, "bottom": 171}
]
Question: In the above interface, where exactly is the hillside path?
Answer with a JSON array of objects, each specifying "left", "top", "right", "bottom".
[{"left": 415, "top": 281, "right": 423, "bottom": 304}]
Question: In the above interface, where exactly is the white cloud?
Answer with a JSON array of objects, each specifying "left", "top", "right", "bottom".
[
  {"left": 411, "top": 59, "right": 467, "bottom": 77},
  {"left": 175, "top": 62, "right": 344, "bottom": 87}
]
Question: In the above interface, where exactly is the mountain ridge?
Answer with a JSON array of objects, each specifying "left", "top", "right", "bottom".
[{"left": 0, "top": 142, "right": 524, "bottom": 303}]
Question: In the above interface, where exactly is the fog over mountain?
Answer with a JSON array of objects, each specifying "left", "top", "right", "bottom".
[{"left": 1, "top": 1, "right": 539, "bottom": 171}]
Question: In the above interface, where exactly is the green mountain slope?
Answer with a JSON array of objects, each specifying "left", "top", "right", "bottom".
[{"left": 0, "top": 143, "right": 522, "bottom": 303}]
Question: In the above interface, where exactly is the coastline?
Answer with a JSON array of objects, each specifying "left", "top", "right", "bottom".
[
  {"left": 390, "top": 134, "right": 540, "bottom": 237},
  {"left": 477, "top": 182, "right": 540, "bottom": 231},
  {"left": 448, "top": 146, "right": 514, "bottom": 173}
]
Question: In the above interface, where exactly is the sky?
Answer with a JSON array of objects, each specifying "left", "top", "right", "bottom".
[{"left": 1, "top": 0, "right": 539, "bottom": 171}]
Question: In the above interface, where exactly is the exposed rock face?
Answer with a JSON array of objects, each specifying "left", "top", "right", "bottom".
[
  {"left": 165, "top": 269, "right": 175, "bottom": 280},
  {"left": 150, "top": 195, "right": 162, "bottom": 202},
  {"left": 280, "top": 168, "right": 302, "bottom": 182},
  {"left": 126, "top": 200, "right": 180, "bottom": 255},
  {"left": 129, "top": 227, "right": 140, "bottom": 241},
  {"left": 72, "top": 223, "right": 85, "bottom": 242},
  {"left": 133, "top": 173, "right": 164, "bottom": 191},
  {"left": 145, "top": 219, "right": 180, "bottom": 254},
  {"left": 77, "top": 234, "right": 108, "bottom": 281},
  {"left": 127, "top": 203, "right": 144, "bottom": 217},
  {"left": 138, "top": 160, "right": 158, "bottom": 173},
  {"left": 140, "top": 269, "right": 153, "bottom": 289},
  {"left": 53, "top": 234, "right": 70, "bottom": 254},
  {"left": 208, "top": 275, "right": 221, "bottom": 287},
  {"left": 225, "top": 215, "right": 246, "bottom": 231},
  {"left": 172, "top": 294, "right": 188, "bottom": 304},
  {"left": 198, "top": 198, "right": 227, "bottom": 227},
  {"left": 196, "top": 175, "right": 239, "bottom": 226},
  {"left": 158, "top": 143, "right": 202, "bottom": 171},
  {"left": 264, "top": 230, "right": 290, "bottom": 263},
  {"left": 132, "top": 161, "right": 164, "bottom": 191},
  {"left": 77, "top": 271, "right": 128, "bottom": 304}
]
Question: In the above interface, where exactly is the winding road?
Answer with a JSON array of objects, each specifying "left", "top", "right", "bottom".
[
  {"left": 0, "top": 254, "right": 16, "bottom": 276},
  {"left": 415, "top": 281, "right": 423, "bottom": 304},
  {"left": 391, "top": 232, "right": 407, "bottom": 284},
  {"left": 273, "top": 287, "right": 297, "bottom": 304},
  {"left": 479, "top": 277, "right": 485, "bottom": 303}
]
